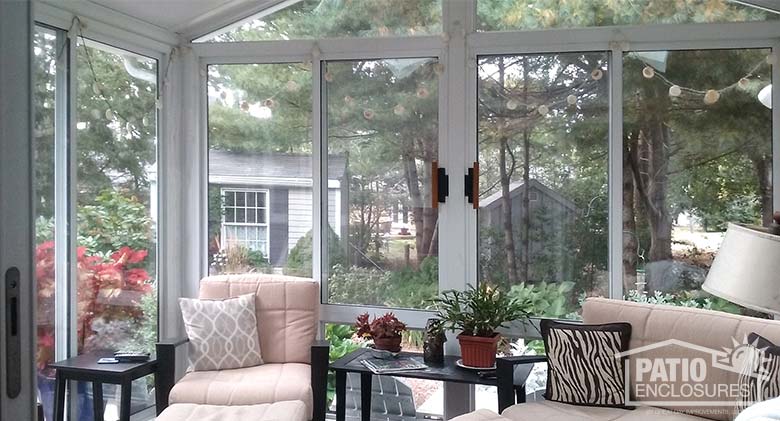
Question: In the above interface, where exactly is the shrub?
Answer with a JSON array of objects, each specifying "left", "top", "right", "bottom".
[
  {"left": 508, "top": 281, "right": 576, "bottom": 318},
  {"left": 286, "top": 227, "right": 346, "bottom": 278},
  {"left": 327, "top": 264, "right": 388, "bottom": 306}
]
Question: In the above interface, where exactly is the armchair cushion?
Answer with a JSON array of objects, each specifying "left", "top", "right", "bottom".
[
  {"left": 179, "top": 293, "right": 263, "bottom": 371},
  {"left": 168, "top": 363, "right": 313, "bottom": 418}
]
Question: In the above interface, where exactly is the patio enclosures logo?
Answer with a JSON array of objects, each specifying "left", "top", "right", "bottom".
[{"left": 615, "top": 338, "right": 773, "bottom": 407}]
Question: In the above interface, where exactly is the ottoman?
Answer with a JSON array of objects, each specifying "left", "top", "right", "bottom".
[
  {"left": 156, "top": 400, "right": 308, "bottom": 421},
  {"left": 450, "top": 409, "right": 511, "bottom": 421}
]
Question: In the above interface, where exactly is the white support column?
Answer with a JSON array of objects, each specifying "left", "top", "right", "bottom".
[
  {"left": 608, "top": 45, "right": 625, "bottom": 301},
  {"left": 443, "top": 0, "right": 476, "bottom": 417},
  {"left": 158, "top": 46, "right": 184, "bottom": 341},
  {"left": 312, "top": 50, "right": 326, "bottom": 309}
]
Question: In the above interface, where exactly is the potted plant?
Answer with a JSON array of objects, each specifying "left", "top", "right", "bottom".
[
  {"left": 432, "top": 284, "right": 530, "bottom": 368},
  {"left": 355, "top": 312, "right": 407, "bottom": 353}
]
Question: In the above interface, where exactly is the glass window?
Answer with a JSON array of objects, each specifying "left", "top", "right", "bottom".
[
  {"left": 207, "top": 62, "right": 313, "bottom": 277},
  {"left": 477, "top": 0, "right": 778, "bottom": 32},
  {"left": 221, "top": 189, "right": 270, "bottom": 256},
  {"left": 325, "top": 58, "right": 440, "bottom": 309},
  {"left": 195, "top": 0, "right": 442, "bottom": 42},
  {"left": 33, "top": 25, "right": 62, "bottom": 421},
  {"left": 622, "top": 48, "right": 772, "bottom": 314},
  {"left": 76, "top": 38, "right": 158, "bottom": 414},
  {"left": 477, "top": 52, "right": 610, "bottom": 319}
]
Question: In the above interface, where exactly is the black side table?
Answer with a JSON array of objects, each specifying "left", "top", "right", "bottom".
[
  {"left": 49, "top": 352, "right": 157, "bottom": 421},
  {"left": 329, "top": 348, "right": 533, "bottom": 421}
]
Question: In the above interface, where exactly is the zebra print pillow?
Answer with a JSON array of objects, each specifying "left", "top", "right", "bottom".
[
  {"left": 736, "top": 333, "right": 780, "bottom": 416},
  {"left": 541, "top": 319, "right": 632, "bottom": 408}
]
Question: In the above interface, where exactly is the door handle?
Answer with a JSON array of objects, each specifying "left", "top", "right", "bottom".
[
  {"left": 465, "top": 162, "right": 479, "bottom": 209},
  {"left": 5, "top": 266, "right": 21, "bottom": 398}
]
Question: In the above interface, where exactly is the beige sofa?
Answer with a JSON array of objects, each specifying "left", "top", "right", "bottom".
[
  {"left": 155, "top": 274, "right": 329, "bottom": 421},
  {"left": 460, "top": 298, "right": 780, "bottom": 421}
]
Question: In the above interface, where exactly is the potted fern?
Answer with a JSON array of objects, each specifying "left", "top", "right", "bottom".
[{"left": 432, "top": 284, "right": 530, "bottom": 368}]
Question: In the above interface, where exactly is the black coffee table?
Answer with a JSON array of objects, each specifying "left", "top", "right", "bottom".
[
  {"left": 49, "top": 351, "right": 157, "bottom": 421},
  {"left": 329, "top": 348, "right": 533, "bottom": 421}
]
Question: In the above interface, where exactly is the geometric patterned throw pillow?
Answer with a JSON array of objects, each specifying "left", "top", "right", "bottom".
[
  {"left": 736, "top": 333, "right": 780, "bottom": 416},
  {"left": 179, "top": 293, "right": 263, "bottom": 371},
  {"left": 541, "top": 319, "right": 632, "bottom": 408}
]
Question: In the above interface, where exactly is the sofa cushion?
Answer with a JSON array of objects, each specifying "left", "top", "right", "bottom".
[
  {"left": 541, "top": 319, "right": 631, "bottom": 408},
  {"left": 198, "top": 274, "right": 319, "bottom": 364},
  {"left": 169, "top": 363, "right": 313, "bottom": 418},
  {"left": 156, "top": 401, "right": 308, "bottom": 421},
  {"left": 582, "top": 298, "right": 780, "bottom": 421},
  {"left": 179, "top": 293, "right": 263, "bottom": 371},
  {"left": 501, "top": 402, "right": 703, "bottom": 421}
]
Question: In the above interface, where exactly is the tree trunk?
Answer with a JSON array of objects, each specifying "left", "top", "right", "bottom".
[
  {"left": 748, "top": 151, "right": 773, "bottom": 227},
  {"left": 646, "top": 122, "right": 673, "bottom": 265},
  {"left": 623, "top": 138, "right": 638, "bottom": 295},
  {"left": 404, "top": 155, "right": 425, "bottom": 261},
  {"left": 520, "top": 127, "right": 530, "bottom": 284},
  {"left": 499, "top": 136, "right": 519, "bottom": 285}
]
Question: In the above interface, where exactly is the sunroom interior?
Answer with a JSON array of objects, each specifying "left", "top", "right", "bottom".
[{"left": 3, "top": 0, "right": 780, "bottom": 420}]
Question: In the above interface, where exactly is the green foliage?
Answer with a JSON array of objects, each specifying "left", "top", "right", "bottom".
[
  {"left": 327, "top": 257, "right": 438, "bottom": 308},
  {"left": 509, "top": 281, "right": 575, "bottom": 318},
  {"left": 212, "top": 0, "right": 442, "bottom": 41},
  {"left": 432, "top": 284, "right": 531, "bottom": 337},
  {"left": 286, "top": 227, "right": 347, "bottom": 278},
  {"left": 625, "top": 289, "right": 741, "bottom": 315},
  {"left": 119, "top": 286, "right": 158, "bottom": 354},
  {"left": 324, "top": 324, "right": 363, "bottom": 403},
  {"left": 78, "top": 190, "right": 153, "bottom": 257},
  {"left": 477, "top": 0, "right": 775, "bottom": 32}
]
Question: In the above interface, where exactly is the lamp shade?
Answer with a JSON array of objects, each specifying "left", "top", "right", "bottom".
[
  {"left": 759, "top": 84, "right": 772, "bottom": 109},
  {"left": 703, "top": 223, "right": 780, "bottom": 315}
]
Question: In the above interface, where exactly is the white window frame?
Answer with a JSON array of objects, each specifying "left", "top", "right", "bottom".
[{"left": 219, "top": 187, "right": 271, "bottom": 257}]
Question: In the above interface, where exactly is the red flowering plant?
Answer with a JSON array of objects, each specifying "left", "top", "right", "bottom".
[{"left": 35, "top": 242, "right": 153, "bottom": 377}]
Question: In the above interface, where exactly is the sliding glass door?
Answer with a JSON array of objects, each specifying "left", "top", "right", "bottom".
[{"left": 32, "top": 28, "right": 160, "bottom": 420}]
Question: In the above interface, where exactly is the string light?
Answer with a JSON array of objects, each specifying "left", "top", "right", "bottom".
[
  {"left": 363, "top": 109, "right": 375, "bottom": 120},
  {"left": 642, "top": 66, "right": 655, "bottom": 79},
  {"left": 285, "top": 80, "right": 300, "bottom": 92},
  {"left": 703, "top": 89, "right": 720, "bottom": 105},
  {"left": 537, "top": 105, "right": 549, "bottom": 116},
  {"left": 738, "top": 78, "right": 750, "bottom": 89},
  {"left": 506, "top": 99, "right": 519, "bottom": 110},
  {"left": 324, "top": 71, "right": 334, "bottom": 82},
  {"left": 668, "top": 85, "right": 682, "bottom": 97},
  {"left": 566, "top": 94, "right": 577, "bottom": 105},
  {"left": 416, "top": 87, "right": 430, "bottom": 99},
  {"left": 591, "top": 69, "right": 603, "bottom": 81},
  {"left": 393, "top": 104, "right": 406, "bottom": 115}
]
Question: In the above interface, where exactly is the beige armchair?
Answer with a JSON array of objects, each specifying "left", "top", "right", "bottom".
[{"left": 155, "top": 274, "right": 329, "bottom": 421}]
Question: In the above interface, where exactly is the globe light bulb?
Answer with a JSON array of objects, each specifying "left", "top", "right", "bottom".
[{"left": 668, "top": 85, "right": 682, "bottom": 97}]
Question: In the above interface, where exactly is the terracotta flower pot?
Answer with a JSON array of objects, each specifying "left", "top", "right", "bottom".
[
  {"left": 457, "top": 333, "right": 501, "bottom": 368},
  {"left": 373, "top": 336, "right": 402, "bottom": 353}
]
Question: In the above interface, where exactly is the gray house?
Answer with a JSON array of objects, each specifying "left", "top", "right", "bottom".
[
  {"left": 209, "top": 150, "right": 348, "bottom": 267},
  {"left": 479, "top": 179, "right": 578, "bottom": 283}
]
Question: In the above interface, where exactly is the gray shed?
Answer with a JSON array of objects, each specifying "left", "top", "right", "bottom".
[{"left": 479, "top": 179, "right": 578, "bottom": 283}]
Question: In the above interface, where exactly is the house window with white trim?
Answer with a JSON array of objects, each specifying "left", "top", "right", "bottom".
[{"left": 221, "top": 189, "right": 270, "bottom": 256}]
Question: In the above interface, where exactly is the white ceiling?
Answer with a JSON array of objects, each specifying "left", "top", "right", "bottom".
[
  {"left": 81, "top": 0, "right": 280, "bottom": 35},
  {"left": 87, "top": 0, "right": 236, "bottom": 31}
]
